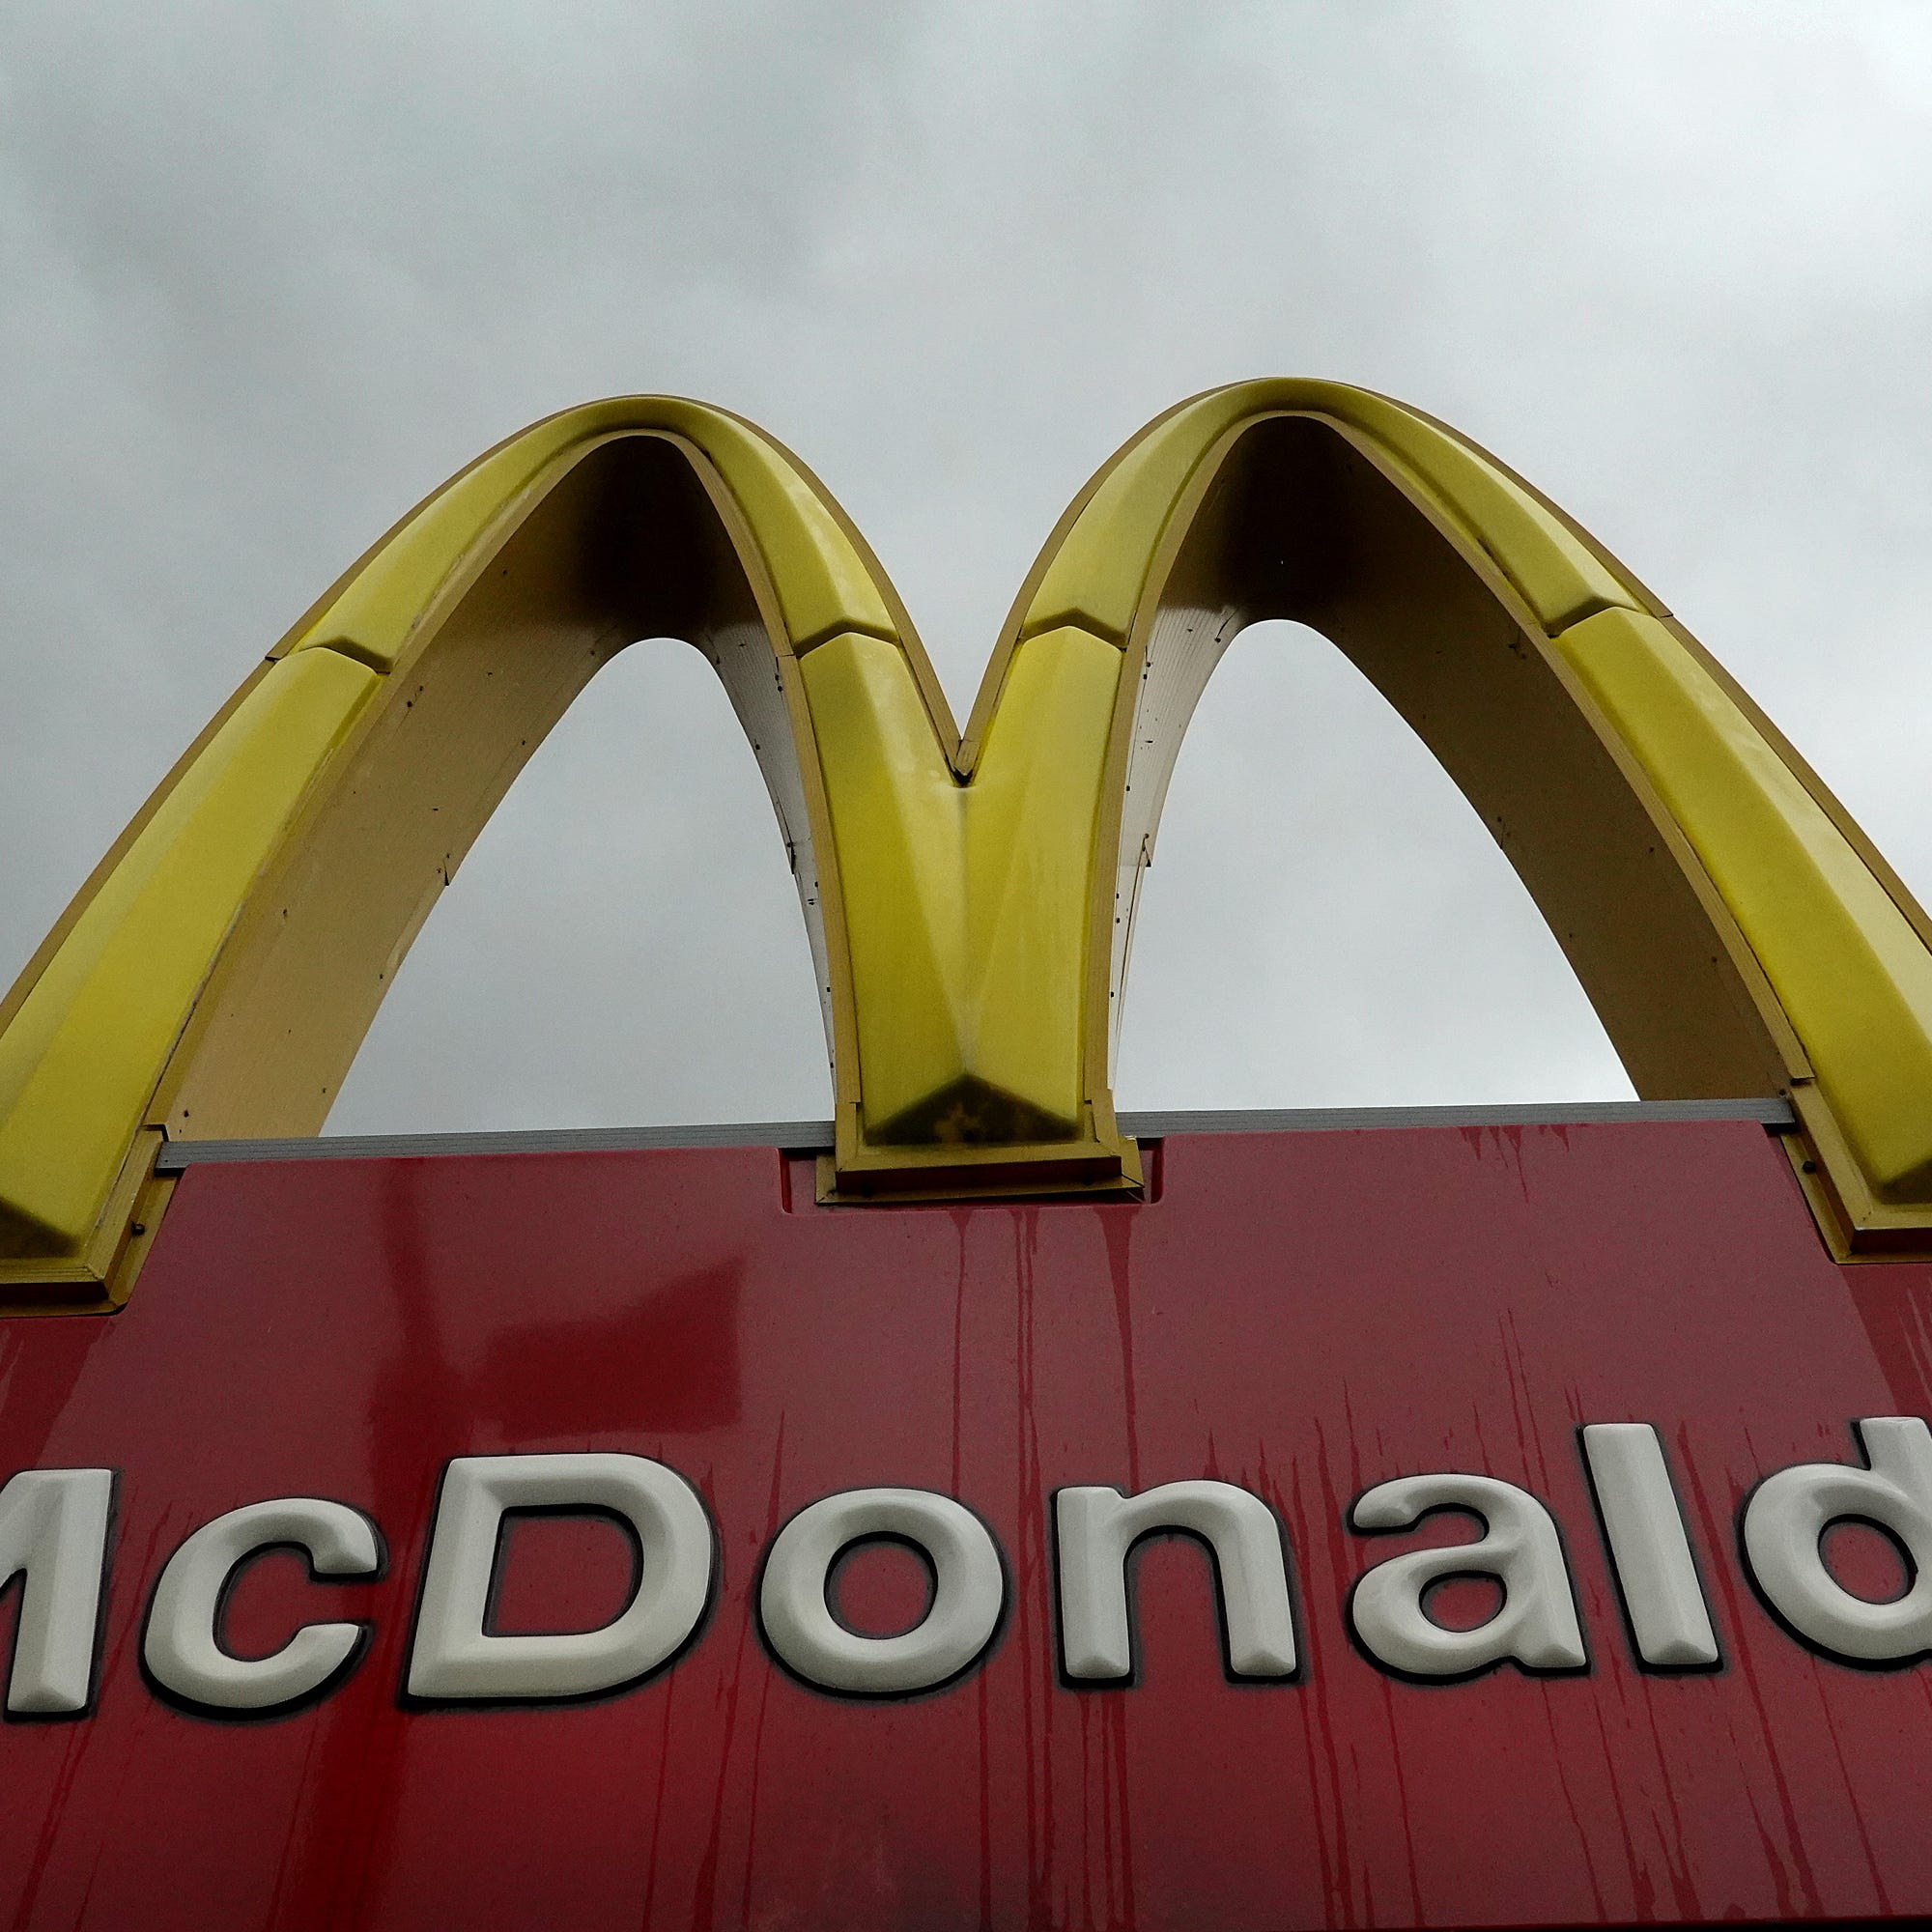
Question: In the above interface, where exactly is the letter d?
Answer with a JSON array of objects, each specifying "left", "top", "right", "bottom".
[
  {"left": 1743, "top": 1418, "right": 1932, "bottom": 1663},
  {"left": 407, "top": 1454, "right": 713, "bottom": 1700}
]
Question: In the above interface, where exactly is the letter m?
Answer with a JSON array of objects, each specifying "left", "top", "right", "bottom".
[{"left": 0, "top": 1468, "right": 113, "bottom": 1715}]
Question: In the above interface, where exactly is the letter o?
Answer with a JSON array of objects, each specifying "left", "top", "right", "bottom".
[{"left": 759, "top": 1488, "right": 1004, "bottom": 1694}]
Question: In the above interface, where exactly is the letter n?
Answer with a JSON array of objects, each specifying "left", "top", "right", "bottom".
[{"left": 1054, "top": 1480, "right": 1297, "bottom": 1682}]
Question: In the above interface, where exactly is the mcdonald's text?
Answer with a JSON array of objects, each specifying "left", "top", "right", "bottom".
[{"left": 6, "top": 1419, "right": 1929, "bottom": 1719}]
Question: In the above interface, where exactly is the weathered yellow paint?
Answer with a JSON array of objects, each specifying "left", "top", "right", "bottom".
[
  {"left": 281, "top": 399, "right": 896, "bottom": 672},
  {"left": 1012, "top": 378, "right": 1932, "bottom": 1250},
  {"left": 798, "top": 633, "right": 969, "bottom": 1134},
  {"left": 0, "top": 647, "right": 376, "bottom": 1258},
  {"left": 802, "top": 626, "right": 1122, "bottom": 1148},
  {"left": 957, "top": 628, "right": 1122, "bottom": 1128},
  {"left": 7, "top": 378, "right": 1932, "bottom": 1300},
  {"left": 1557, "top": 608, "right": 1932, "bottom": 1203},
  {"left": 1022, "top": 380, "right": 1643, "bottom": 643}
]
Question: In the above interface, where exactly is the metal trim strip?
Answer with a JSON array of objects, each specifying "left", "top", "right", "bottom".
[{"left": 154, "top": 1097, "right": 1796, "bottom": 1172}]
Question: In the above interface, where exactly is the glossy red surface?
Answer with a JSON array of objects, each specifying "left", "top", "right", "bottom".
[{"left": 3, "top": 1119, "right": 1931, "bottom": 1929}]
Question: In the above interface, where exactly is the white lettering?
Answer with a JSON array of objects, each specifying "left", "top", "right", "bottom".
[
  {"left": 0, "top": 1467, "right": 113, "bottom": 1715},
  {"left": 21, "top": 1414, "right": 1932, "bottom": 1719},
  {"left": 1350, "top": 1471, "right": 1586, "bottom": 1675},
  {"left": 144, "top": 1497, "right": 380, "bottom": 1711},
  {"left": 1582, "top": 1423, "right": 1719, "bottom": 1667},
  {"left": 759, "top": 1488, "right": 1003, "bottom": 1694},
  {"left": 406, "top": 1453, "right": 712, "bottom": 1700},
  {"left": 1055, "top": 1480, "right": 1297, "bottom": 1681},
  {"left": 1742, "top": 1417, "right": 1932, "bottom": 1662}
]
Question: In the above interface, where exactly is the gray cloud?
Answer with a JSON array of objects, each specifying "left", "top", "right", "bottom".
[{"left": 3, "top": 1, "right": 1928, "bottom": 1131}]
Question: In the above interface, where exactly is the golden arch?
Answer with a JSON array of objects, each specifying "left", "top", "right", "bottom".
[{"left": 4, "top": 379, "right": 1929, "bottom": 1307}]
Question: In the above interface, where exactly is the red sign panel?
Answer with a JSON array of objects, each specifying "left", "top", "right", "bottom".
[{"left": 3, "top": 1117, "right": 1930, "bottom": 1929}]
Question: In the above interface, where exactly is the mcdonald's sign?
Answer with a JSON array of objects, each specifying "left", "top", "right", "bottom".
[{"left": 5, "top": 382, "right": 1932, "bottom": 1928}]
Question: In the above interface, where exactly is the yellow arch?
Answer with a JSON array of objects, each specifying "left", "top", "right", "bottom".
[
  {"left": 2, "top": 381, "right": 1928, "bottom": 1308},
  {"left": 1007, "top": 379, "right": 1932, "bottom": 1255}
]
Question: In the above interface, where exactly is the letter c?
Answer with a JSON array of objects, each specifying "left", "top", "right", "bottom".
[{"left": 144, "top": 1497, "right": 382, "bottom": 1712}]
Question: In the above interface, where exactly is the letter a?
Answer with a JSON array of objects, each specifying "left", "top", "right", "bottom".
[{"left": 1350, "top": 1471, "right": 1586, "bottom": 1677}]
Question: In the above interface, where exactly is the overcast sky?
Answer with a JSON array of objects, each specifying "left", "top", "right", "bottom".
[{"left": 3, "top": 3, "right": 1930, "bottom": 1135}]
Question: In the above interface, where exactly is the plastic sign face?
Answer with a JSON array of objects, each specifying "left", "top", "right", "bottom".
[{"left": 4, "top": 1117, "right": 1932, "bottom": 1929}]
